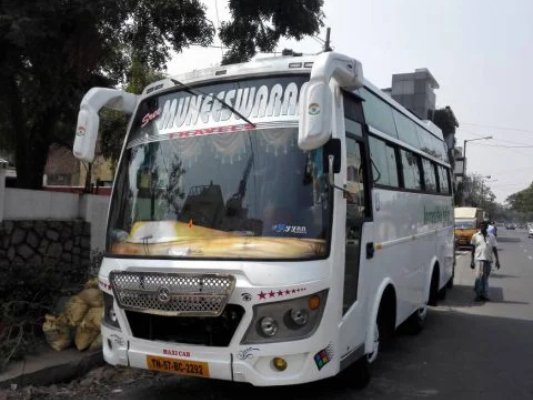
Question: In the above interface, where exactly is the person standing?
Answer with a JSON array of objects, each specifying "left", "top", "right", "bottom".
[
  {"left": 487, "top": 220, "right": 497, "bottom": 237},
  {"left": 470, "top": 221, "right": 501, "bottom": 302}
]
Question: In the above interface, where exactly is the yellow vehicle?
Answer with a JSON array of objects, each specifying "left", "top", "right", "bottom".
[{"left": 454, "top": 207, "right": 484, "bottom": 248}]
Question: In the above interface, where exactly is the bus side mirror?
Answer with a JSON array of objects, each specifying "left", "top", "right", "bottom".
[
  {"left": 73, "top": 88, "right": 138, "bottom": 162},
  {"left": 298, "top": 81, "right": 333, "bottom": 151}
]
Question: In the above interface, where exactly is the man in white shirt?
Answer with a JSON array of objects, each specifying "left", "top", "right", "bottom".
[{"left": 471, "top": 221, "right": 501, "bottom": 302}]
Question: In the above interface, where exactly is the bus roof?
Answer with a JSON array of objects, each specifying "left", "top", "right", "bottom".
[{"left": 142, "top": 53, "right": 443, "bottom": 141}]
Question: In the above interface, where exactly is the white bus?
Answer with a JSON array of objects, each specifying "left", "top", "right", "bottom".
[{"left": 73, "top": 52, "right": 454, "bottom": 387}]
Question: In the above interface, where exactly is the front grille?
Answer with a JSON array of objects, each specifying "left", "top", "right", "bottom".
[
  {"left": 126, "top": 305, "right": 245, "bottom": 346},
  {"left": 110, "top": 271, "right": 235, "bottom": 317}
]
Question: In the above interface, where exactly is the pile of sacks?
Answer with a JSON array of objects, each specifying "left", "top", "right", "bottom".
[{"left": 42, "top": 279, "right": 103, "bottom": 352}]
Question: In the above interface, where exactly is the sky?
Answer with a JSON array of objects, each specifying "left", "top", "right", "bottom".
[{"left": 167, "top": 0, "right": 533, "bottom": 203}]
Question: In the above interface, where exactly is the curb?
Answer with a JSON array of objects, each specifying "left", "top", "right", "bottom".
[{"left": 0, "top": 350, "right": 104, "bottom": 389}]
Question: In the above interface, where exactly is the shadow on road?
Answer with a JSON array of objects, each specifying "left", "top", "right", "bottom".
[
  {"left": 490, "top": 273, "right": 519, "bottom": 279},
  {"left": 113, "top": 309, "right": 533, "bottom": 400},
  {"left": 497, "top": 237, "right": 521, "bottom": 243}
]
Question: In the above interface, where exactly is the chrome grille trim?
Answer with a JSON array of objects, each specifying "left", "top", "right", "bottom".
[{"left": 109, "top": 271, "right": 236, "bottom": 317}]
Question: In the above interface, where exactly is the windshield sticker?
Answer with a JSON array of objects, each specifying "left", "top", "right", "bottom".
[
  {"left": 153, "top": 81, "right": 302, "bottom": 136},
  {"left": 272, "top": 224, "right": 307, "bottom": 235},
  {"left": 314, "top": 344, "right": 334, "bottom": 371},
  {"left": 141, "top": 108, "right": 161, "bottom": 128},
  {"left": 257, "top": 287, "right": 307, "bottom": 300}
]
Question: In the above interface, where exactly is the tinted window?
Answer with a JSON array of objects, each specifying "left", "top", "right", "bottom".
[
  {"left": 416, "top": 125, "right": 446, "bottom": 160},
  {"left": 393, "top": 110, "right": 420, "bottom": 148},
  {"left": 400, "top": 149, "right": 422, "bottom": 190},
  {"left": 369, "top": 136, "right": 399, "bottom": 187},
  {"left": 439, "top": 166, "right": 450, "bottom": 193},
  {"left": 360, "top": 88, "right": 398, "bottom": 139},
  {"left": 422, "top": 158, "right": 437, "bottom": 192},
  {"left": 343, "top": 92, "right": 365, "bottom": 123}
]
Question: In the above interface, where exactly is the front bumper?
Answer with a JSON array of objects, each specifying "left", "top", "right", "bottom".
[{"left": 101, "top": 324, "right": 335, "bottom": 386}]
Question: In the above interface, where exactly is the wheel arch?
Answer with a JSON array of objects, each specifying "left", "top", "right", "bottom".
[{"left": 364, "top": 279, "right": 397, "bottom": 355}]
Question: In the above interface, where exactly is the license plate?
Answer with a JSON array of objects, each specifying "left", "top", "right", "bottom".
[{"left": 146, "top": 355, "right": 210, "bottom": 378}]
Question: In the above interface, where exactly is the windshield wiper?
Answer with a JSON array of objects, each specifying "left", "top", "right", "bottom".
[{"left": 169, "top": 78, "right": 256, "bottom": 128}]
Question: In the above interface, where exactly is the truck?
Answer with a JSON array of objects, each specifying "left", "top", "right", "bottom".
[{"left": 454, "top": 207, "right": 484, "bottom": 248}]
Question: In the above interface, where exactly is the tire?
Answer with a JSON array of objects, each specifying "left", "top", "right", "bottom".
[
  {"left": 404, "top": 305, "right": 427, "bottom": 335},
  {"left": 428, "top": 269, "right": 439, "bottom": 306},
  {"left": 340, "top": 319, "right": 380, "bottom": 389},
  {"left": 446, "top": 265, "right": 455, "bottom": 289},
  {"left": 338, "top": 356, "right": 371, "bottom": 389},
  {"left": 438, "top": 286, "right": 447, "bottom": 300}
]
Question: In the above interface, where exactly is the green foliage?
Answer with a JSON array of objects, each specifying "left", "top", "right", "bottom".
[
  {"left": 99, "top": 60, "right": 165, "bottom": 164},
  {"left": 507, "top": 182, "right": 533, "bottom": 213},
  {"left": 220, "top": 0, "right": 324, "bottom": 64},
  {"left": 0, "top": 0, "right": 325, "bottom": 187},
  {"left": 432, "top": 106, "right": 459, "bottom": 136},
  {"left": 0, "top": 0, "right": 213, "bottom": 188}
]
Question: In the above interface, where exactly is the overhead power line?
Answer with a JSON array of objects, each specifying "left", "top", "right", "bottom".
[{"left": 462, "top": 122, "right": 533, "bottom": 134}]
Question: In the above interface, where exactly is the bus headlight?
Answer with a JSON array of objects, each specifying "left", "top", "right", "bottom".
[
  {"left": 242, "top": 290, "right": 327, "bottom": 344},
  {"left": 289, "top": 309, "right": 309, "bottom": 326},
  {"left": 259, "top": 317, "right": 279, "bottom": 337}
]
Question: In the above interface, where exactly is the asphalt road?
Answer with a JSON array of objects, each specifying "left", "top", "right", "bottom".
[{"left": 112, "top": 229, "right": 533, "bottom": 400}]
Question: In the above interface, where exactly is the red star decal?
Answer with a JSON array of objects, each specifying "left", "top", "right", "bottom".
[
  {"left": 269, "top": 290, "right": 275, "bottom": 298},
  {"left": 258, "top": 291, "right": 266, "bottom": 300},
  {"left": 292, "top": 289, "right": 296, "bottom": 293},
  {"left": 277, "top": 290, "right": 283, "bottom": 296},
  {"left": 285, "top": 290, "right": 291, "bottom": 295}
]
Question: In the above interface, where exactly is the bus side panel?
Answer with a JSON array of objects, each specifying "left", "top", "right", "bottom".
[{"left": 371, "top": 189, "right": 454, "bottom": 325}]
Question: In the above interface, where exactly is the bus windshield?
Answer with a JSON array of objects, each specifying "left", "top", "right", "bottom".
[
  {"left": 455, "top": 220, "right": 476, "bottom": 230},
  {"left": 107, "top": 76, "right": 331, "bottom": 260}
]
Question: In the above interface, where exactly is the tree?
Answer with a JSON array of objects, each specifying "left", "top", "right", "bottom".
[
  {"left": 507, "top": 182, "right": 533, "bottom": 214},
  {"left": 99, "top": 59, "right": 165, "bottom": 165},
  {"left": 219, "top": 0, "right": 324, "bottom": 64},
  {"left": 0, "top": 0, "right": 214, "bottom": 188},
  {"left": 0, "top": 0, "right": 325, "bottom": 189}
]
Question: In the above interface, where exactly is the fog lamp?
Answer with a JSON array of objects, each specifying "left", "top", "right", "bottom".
[
  {"left": 272, "top": 357, "right": 287, "bottom": 371},
  {"left": 308, "top": 295, "right": 321, "bottom": 310}
]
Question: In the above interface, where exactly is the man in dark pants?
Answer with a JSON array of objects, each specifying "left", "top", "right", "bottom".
[{"left": 470, "top": 221, "right": 501, "bottom": 302}]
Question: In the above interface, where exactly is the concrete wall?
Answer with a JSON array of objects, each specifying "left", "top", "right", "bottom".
[
  {"left": 79, "top": 194, "right": 110, "bottom": 253},
  {"left": 1, "top": 189, "right": 110, "bottom": 253},
  {"left": 4, "top": 188, "right": 79, "bottom": 220}
]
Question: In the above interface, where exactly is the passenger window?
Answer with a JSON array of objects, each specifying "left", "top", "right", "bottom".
[
  {"left": 359, "top": 88, "right": 398, "bottom": 139},
  {"left": 368, "top": 136, "right": 399, "bottom": 187},
  {"left": 439, "top": 166, "right": 450, "bottom": 193},
  {"left": 393, "top": 110, "right": 420, "bottom": 148},
  {"left": 422, "top": 158, "right": 437, "bottom": 192},
  {"left": 400, "top": 149, "right": 422, "bottom": 190}
]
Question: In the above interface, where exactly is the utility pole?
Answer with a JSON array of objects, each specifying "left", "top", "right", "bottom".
[{"left": 324, "top": 27, "right": 332, "bottom": 52}]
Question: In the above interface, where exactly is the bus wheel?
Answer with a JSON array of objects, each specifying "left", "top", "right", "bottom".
[
  {"left": 446, "top": 266, "right": 455, "bottom": 289},
  {"left": 346, "top": 356, "right": 371, "bottom": 389},
  {"left": 339, "top": 320, "right": 379, "bottom": 389},
  {"left": 404, "top": 305, "right": 427, "bottom": 335},
  {"left": 428, "top": 269, "right": 439, "bottom": 306},
  {"left": 366, "top": 321, "right": 380, "bottom": 363}
]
